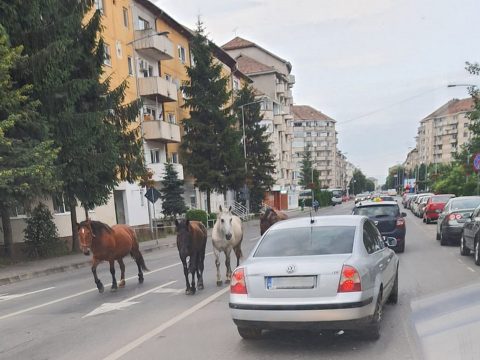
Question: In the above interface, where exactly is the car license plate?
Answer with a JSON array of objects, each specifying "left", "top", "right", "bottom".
[{"left": 266, "top": 276, "right": 316, "bottom": 290}]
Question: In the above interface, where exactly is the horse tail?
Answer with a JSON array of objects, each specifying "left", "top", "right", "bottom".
[{"left": 131, "top": 247, "right": 149, "bottom": 272}]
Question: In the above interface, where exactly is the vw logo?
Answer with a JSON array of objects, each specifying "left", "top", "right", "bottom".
[
  {"left": 374, "top": 221, "right": 379, "bottom": 225},
  {"left": 286, "top": 265, "right": 296, "bottom": 274}
]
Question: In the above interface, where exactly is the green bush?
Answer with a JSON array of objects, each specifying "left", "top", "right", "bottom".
[
  {"left": 186, "top": 209, "right": 208, "bottom": 227},
  {"left": 24, "top": 203, "right": 65, "bottom": 258}
]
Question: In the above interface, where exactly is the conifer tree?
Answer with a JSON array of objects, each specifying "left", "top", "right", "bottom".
[
  {"left": 159, "top": 163, "right": 187, "bottom": 217},
  {"left": 181, "top": 20, "right": 244, "bottom": 213}
]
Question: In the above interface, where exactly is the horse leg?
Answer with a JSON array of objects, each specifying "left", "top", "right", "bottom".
[
  {"left": 197, "top": 250, "right": 205, "bottom": 290},
  {"left": 189, "top": 254, "right": 197, "bottom": 295},
  {"left": 234, "top": 244, "right": 243, "bottom": 267},
  {"left": 225, "top": 248, "right": 232, "bottom": 284},
  {"left": 182, "top": 257, "right": 192, "bottom": 295},
  {"left": 91, "top": 258, "right": 104, "bottom": 293},
  {"left": 109, "top": 260, "right": 118, "bottom": 292},
  {"left": 117, "top": 258, "right": 126, "bottom": 288},
  {"left": 214, "top": 249, "right": 222, "bottom": 287}
]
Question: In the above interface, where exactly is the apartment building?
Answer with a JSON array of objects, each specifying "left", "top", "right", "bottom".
[
  {"left": 416, "top": 98, "right": 474, "bottom": 166},
  {"left": 291, "top": 105, "right": 339, "bottom": 189},
  {"left": 222, "top": 37, "right": 295, "bottom": 194},
  {"left": 403, "top": 148, "right": 419, "bottom": 174}
]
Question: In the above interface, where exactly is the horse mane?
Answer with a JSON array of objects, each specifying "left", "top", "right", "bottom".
[
  {"left": 80, "top": 220, "right": 113, "bottom": 237},
  {"left": 264, "top": 207, "right": 273, "bottom": 218}
]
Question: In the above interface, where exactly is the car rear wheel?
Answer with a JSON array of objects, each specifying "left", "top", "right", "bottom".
[
  {"left": 396, "top": 240, "right": 405, "bottom": 253},
  {"left": 237, "top": 326, "right": 262, "bottom": 340},
  {"left": 436, "top": 228, "right": 440, "bottom": 240},
  {"left": 475, "top": 241, "right": 480, "bottom": 266},
  {"left": 460, "top": 234, "right": 470, "bottom": 256},
  {"left": 364, "top": 291, "right": 382, "bottom": 340},
  {"left": 440, "top": 230, "right": 448, "bottom": 246},
  {"left": 387, "top": 272, "right": 398, "bottom": 304}
]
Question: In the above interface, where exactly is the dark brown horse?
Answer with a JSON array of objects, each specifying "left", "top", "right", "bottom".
[
  {"left": 78, "top": 220, "right": 148, "bottom": 293},
  {"left": 260, "top": 207, "right": 288, "bottom": 235},
  {"left": 175, "top": 219, "right": 207, "bottom": 295}
]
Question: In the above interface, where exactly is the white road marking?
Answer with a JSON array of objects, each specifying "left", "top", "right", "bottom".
[
  {"left": 467, "top": 267, "right": 476, "bottom": 273},
  {"left": 83, "top": 281, "right": 176, "bottom": 318},
  {"left": 102, "top": 286, "right": 230, "bottom": 360},
  {"left": 457, "top": 259, "right": 464, "bottom": 264},
  {"left": 0, "top": 287, "right": 55, "bottom": 302},
  {"left": 153, "top": 288, "right": 184, "bottom": 294}
]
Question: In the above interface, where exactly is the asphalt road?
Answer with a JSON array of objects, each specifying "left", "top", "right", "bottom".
[{"left": 1, "top": 202, "right": 480, "bottom": 360}]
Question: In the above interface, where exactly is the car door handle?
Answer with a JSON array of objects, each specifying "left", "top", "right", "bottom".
[{"left": 379, "top": 263, "right": 384, "bottom": 269}]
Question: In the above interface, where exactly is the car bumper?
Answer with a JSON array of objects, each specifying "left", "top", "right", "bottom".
[
  {"left": 230, "top": 296, "right": 375, "bottom": 330},
  {"left": 443, "top": 226, "right": 463, "bottom": 241}
]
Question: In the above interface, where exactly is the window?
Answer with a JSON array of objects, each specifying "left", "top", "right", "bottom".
[
  {"left": 171, "top": 152, "right": 178, "bottom": 163},
  {"left": 138, "top": 17, "right": 150, "bottom": 30},
  {"left": 122, "top": 7, "right": 129, "bottom": 28},
  {"left": 94, "top": 0, "right": 104, "bottom": 14},
  {"left": 178, "top": 45, "right": 186, "bottom": 63},
  {"left": 52, "top": 194, "right": 71, "bottom": 214},
  {"left": 168, "top": 113, "right": 176, "bottom": 124},
  {"left": 150, "top": 149, "right": 160, "bottom": 163},
  {"left": 233, "top": 78, "right": 240, "bottom": 91},
  {"left": 144, "top": 107, "right": 157, "bottom": 120},
  {"left": 139, "top": 59, "right": 153, "bottom": 77},
  {"left": 103, "top": 43, "right": 112, "bottom": 66},
  {"left": 11, "top": 203, "right": 26, "bottom": 217},
  {"left": 165, "top": 73, "right": 171, "bottom": 81},
  {"left": 127, "top": 56, "right": 133, "bottom": 75}
]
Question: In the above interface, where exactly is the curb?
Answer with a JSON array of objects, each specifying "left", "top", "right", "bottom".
[{"left": 0, "top": 240, "right": 176, "bottom": 286}]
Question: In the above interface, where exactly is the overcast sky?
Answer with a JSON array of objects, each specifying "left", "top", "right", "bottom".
[{"left": 155, "top": 0, "right": 480, "bottom": 183}]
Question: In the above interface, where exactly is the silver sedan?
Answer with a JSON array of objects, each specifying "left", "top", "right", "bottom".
[{"left": 230, "top": 215, "right": 399, "bottom": 340}]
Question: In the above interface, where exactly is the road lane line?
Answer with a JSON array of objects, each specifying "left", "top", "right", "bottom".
[
  {"left": 467, "top": 267, "right": 476, "bottom": 273},
  {"left": 457, "top": 259, "right": 464, "bottom": 264},
  {"left": 125, "top": 281, "right": 176, "bottom": 302},
  {"left": 0, "top": 287, "right": 55, "bottom": 302},
  {"left": 102, "top": 286, "right": 230, "bottom": 360}
]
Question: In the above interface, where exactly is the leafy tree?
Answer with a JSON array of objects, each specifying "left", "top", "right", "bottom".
[
  {"left": 233, "top": 85, "right": 275, "bottom": 212},
  {"left": 160, "top": 163, "right": 187, "bottom": 217},
  {"left": 0, "top": 25, "right": 58, "bottom": 257},
  {"left": 24, "top": 203, "right": 64, "bottom": 258},
  {"left": 1, "top": 1, "right": 146, "bottom": 252},
  {"left": 181, "top": 20, "right": 244, "bottom": 213},
  {"left": 349, "top": 169, "right": 367, "bottom": 194}
]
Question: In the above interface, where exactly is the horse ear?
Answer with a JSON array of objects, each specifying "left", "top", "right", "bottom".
[{"left": 219, "top": 205, "right": 223, "bottom": 212}]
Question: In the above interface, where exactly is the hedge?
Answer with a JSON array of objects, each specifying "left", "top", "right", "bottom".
[{"left": 186, "top": 209, "right": 208, "bottom": 227}]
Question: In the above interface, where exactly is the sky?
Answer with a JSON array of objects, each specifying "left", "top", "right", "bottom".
[{"left": 154, "top": 0, "right": 480, "bottom": 183}]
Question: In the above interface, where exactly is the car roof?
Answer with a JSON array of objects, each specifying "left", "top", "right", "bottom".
[
  {"left": 355, "top": 200, "right": 398, "bottom": 207},
  {"left": 449, "top": 196, "right": 480, "bottom": 201},
  {"left": 268, "top": 215, "right": 365, "bottom": 230}
]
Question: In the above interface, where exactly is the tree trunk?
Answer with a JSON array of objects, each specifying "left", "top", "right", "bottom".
[
  {"left": 84, "top": 206, "right": 89, "bottom": 220},
  {"left": 0, "top": 206, "right": 13, "bottom": 258},
  {"left": 69, "top": 199, "right": 79, "bottom": 252},
  {"left": 206, "top": 188, "right": 211, "bottom": 214}
]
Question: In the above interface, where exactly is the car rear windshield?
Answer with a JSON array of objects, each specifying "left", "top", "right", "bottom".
[
  {"left": 254, "top": 226, "right": 356, "bottom": 257},
  {"left": 332, "top": 190, "right": 342, "bottom": 197},
  {"left": 353, "top": 204, "right": 400, "bottom": 217},
  {"left": 450, "top": 198, "right": 480, "bottom": 210},
  {"left": 432, "top": 195, "right": 453, "bottom": 203}
]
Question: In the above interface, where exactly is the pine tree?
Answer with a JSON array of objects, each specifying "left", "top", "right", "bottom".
[
  {"left": 299, "top": 147, "right": 315, "bottom": 188},
  {"left": 1, "top": 1, "right": 147, "bottom": 251},
  {"left": 0, "top": 25, "right": 59, "bottom": 257},
  {"left": 160, "top": 163, "right": 187, "bottom": 217},
  {"left": 181, "top": 20, "right": 244, "bottom": 213},
  {"left": 233, "top": 85, "right": 275, "bottom": 212}
]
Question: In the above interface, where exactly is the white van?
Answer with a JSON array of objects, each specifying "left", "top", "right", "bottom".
[{"left": 387, "top": 189, "right": 397, "bottom": 196}]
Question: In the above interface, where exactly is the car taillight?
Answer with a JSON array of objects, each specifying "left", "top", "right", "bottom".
[
  {"left": 396, "top": 218, "right": 405, "bottom": 227},
  {"left": 231, "top": 268, "right": 247, "bottom": 294},
  {"left": 449, "top": 213, "right": 462, "bottom": 221},
  {"left": 338, "top": 265, "right": 361, "bottom": 292}
]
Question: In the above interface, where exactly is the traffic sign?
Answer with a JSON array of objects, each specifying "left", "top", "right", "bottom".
[
  {"left": 473, "top": 153, "right": 480, "bottom": 172},
  {"left": 145, "top": 187, "right": 161, "bottom": 203}
]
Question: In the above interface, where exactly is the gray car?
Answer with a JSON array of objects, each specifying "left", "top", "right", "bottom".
[{"left": 229, "top": 215, "right": 399, "bottom": 340}]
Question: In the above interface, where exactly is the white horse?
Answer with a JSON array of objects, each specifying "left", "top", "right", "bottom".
[{"left": 212, "top": 205, "right": 243, "bottom": 286}]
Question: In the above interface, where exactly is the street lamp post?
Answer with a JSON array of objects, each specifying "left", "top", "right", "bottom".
[{"left": 239, "top": 98, "right": 267, "bottom": 212}]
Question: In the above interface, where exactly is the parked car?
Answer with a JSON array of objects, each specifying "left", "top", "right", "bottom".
[
  {"left": 229, "top": 215, "right": 399, "bottom": 340},
  {"left": 406, "top": 194, "right": 419, "bottom": 210},
  {"left": 423, "top": 194, "right": 455, "bottom": 224},
  {"left": 402, "top": 193, "right": 414, "bottom": 208},
  {"left": 355, "top": 193, "right": 370, "bottom": 204},
  {"left": 387, "top": 189, "right": 397, "bottom": 196},
  {"left": 411, "top": 194, "right": 434, "bottom": 217},
  {"left": 460, "top": 205, "right": 480, "bottom": 265},
  {"left": 416, "top": 195, "right": 432, "bottom": 218},
  {"left": 436, "top": 196, "right": 480, "bottom": 245},
  {"left": 352, "top": 200, "right": 407, "bottom": 252}
]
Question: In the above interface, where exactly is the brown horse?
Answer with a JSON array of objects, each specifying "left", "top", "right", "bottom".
[
  {"left": 78, "top": 220, "right": 148, "bottom": 293},
  {"left": 260, "top": 207, "right": 288, "bottom": 235},
  {"left": 175, "top": 219, "right": 207, "bottom": 295}
]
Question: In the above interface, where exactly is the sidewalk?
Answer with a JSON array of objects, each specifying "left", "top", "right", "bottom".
[{"left": 0, "top": 234, "right": 178, "bottom": 286}]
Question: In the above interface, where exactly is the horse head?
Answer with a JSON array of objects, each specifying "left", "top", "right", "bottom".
[
  {"left": 175, "top": 219, "right": 192, "bottom": 255},
  {"left": 260, "top": 208, "right": 277, "bottom": 235},
  {"left": 218, "top": 205, "right": 234, "bottom": 241},
  {"left": 77, "top": 220, "right": 94, "bottom": 256}
]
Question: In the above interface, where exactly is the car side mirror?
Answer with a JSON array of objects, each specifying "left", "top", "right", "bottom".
[
  {"left": 383, "top": 236, "right": 397, "bottom": 248},
  {"left": 401, "top": 212, "right": 407, "bottom": 217}
]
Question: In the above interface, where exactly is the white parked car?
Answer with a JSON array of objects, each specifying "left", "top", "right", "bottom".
[{"left": 230, "top": 215, "right": 399, "bottom": 340}]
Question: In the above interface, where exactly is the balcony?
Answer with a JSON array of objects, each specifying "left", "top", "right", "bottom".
[
  {"left": 148, "top": 162, "right": 184, "bottom": 182},
  {"left": 134, "top": 29, "right": 174, "bottom": 60},
  {"left": 143, "top": 117, "right": 181, "bottom": 143},
  {"left": 138, "top": 76, "right": 178, "bottom": 102},
  {"left": 286, "top": 89, "right": 293, "bottom": 99},
  {"left": 273, "top": 114, "right": 284, "bottom": 126},
  {"left": 287, "top": 74, "right": 295, "bottom": 84},
  {"left": 276, "top": 83, "right": 285, "bottom": 94}
]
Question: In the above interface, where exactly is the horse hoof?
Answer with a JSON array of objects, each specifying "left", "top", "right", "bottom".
[
  {"left": 138, "top": 277, "right": 144, "bottom": 284},
  {"left": 110, "top": 287, "right": 117, "bottom": 292},
  {"left": 118, "top": 280, "right": 125, "bottom": 288},
  {"left": 198, "top": 284, "right": 204, "bottom": 290},
  {"left": 185, "top": 289, "right": 193, "bottom": 295},
  {"left": 216, "top": 281, "right": 223, "bottom": 287},
  {"left": 98, "top": 286, "right": 104, "bottom": 294},
  {"left": 225, "top": 279, "right": 231, "bottom": 285}
]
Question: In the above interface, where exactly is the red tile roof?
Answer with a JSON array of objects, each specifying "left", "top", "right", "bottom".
[
  {"left": 292, "top": 105, "right": 334, "bottom": 121},
  {"left": 235, "top": 54, "right": 275, "bottom": 74},
  {"left": 222, "top": 36, "right": 256, "bottom": 50},
  {"left": 424, "top": 98, "right": 474, "bottom": 120}
]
